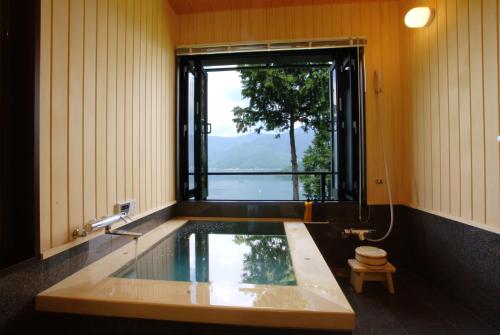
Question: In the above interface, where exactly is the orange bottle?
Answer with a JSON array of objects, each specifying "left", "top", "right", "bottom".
[{"left": 304, "top": 199, "right": 313, "bottom": 223}]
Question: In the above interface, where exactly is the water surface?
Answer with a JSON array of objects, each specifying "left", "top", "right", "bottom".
[{"left": 114, "top": 221, "right": 296, "bottom": 286}]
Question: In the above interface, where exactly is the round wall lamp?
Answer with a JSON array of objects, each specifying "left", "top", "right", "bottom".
[{"left": 404, "top": 7, "right": 435, "bottom": 28}]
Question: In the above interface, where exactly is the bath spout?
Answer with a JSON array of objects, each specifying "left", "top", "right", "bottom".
[{"left": 105, "top": 227, "right": 142, "bottom": 240}]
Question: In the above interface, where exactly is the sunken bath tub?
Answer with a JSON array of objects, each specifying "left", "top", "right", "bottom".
[{"left": 36, "top": 219, "right": 355, "bottom": 331}]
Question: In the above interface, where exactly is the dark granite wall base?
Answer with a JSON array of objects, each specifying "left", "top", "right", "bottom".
[
  {"left": 0, "top": 205, "right": 174, "bottom": 334},
  {"left": 175, "top": 201, "right": 412, "bottom": 268},
  {"left": 0, "top": 202, "right": 499, "bottom": 334},
  {"left": 174, "top": 200, "right": 348, "bottom": 219},
  {"left": 305, "top": 205, "right": 412, "bottom": 269},
  {"left": 177, "top": 201, "right": 500, "bottom": 330},
  {"left": 402, "top": 207, "right": 500, "bottom": 331}
]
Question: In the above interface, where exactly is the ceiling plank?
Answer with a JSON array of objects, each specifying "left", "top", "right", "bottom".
[
  {"left": 188, "top": 0, "right": 213, "bottom": 12},
  {"left": 169, "top": 0, "right": 193, "bottom": 14},
  {"left": 209, "top": 0, "right": 232, "bottom": 11}
]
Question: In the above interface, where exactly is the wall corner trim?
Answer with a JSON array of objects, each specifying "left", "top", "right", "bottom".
[{"left": 407, "top": 205, "right": 500, "bottom": 236}]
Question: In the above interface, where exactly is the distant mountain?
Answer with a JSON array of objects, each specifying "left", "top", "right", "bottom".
[{"left": 208, "top": 128, "right": 314, "bottom": 171}]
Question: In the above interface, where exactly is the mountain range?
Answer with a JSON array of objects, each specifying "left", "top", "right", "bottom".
[{"left": 208, "top": 128, "right": 314, "bottom": 170}]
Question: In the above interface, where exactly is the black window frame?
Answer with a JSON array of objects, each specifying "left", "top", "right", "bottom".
[{"left": 176, "top": 48, "right": 366, "bottom": 204}]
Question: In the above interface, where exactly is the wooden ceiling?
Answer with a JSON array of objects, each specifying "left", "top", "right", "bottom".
[{"left": 167, "top": 0, "right": 383, "bottom": 14}]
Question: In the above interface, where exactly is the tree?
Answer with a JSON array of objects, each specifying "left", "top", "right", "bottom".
[
  {"left": 233, "top": 234, "right": 296, "bottom": 285},
  {"left": 301, "top": 128, "right": 332, "bottom": 199},
  {"left": 232, "top": 66, "right": 330, "bottom": 200}
]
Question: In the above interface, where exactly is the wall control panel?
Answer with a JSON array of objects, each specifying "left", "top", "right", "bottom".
[{"left": 115, "top": 200, "right": 136, "bottom": 216}]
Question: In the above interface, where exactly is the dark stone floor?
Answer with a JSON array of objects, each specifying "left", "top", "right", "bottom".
[{"left": 338, "top": 271, "right": 499, "bottom": 335}]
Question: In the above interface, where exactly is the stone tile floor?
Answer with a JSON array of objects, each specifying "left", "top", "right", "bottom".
[{"left": 338, "top": 270, "right": 499, "bottom": 335}]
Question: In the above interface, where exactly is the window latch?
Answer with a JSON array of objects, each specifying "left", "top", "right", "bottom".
[{"left": 204, "top": 123, "right": 212, "bottom": 134}]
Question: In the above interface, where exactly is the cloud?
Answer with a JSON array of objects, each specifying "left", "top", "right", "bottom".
[
  {"left": 207, "top": 70, "right": 299, "bottom": 137},
  {"left": 208, "top": 71, "right": 249, "bottom": 137}
]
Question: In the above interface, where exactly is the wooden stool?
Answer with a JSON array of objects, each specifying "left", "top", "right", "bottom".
[{"left": 348, "top": 259, "right": 396, "bottom": 294}]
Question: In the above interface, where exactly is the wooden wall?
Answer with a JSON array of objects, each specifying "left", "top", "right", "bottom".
[
  {"left": 401, "top": 0, "right": 500, "bottom": 228},
  {"left": 177, "top": 0, "right": 407, "bottom": 205},
  {"left": 38, "top": 0, "right": 498, "bottom": 252},
  {"left": 39, "top": 0, "right": 178, "bottom": 252}
]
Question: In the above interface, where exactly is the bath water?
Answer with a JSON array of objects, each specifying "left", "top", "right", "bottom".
[{"left": 114, "top": 221, "right": 297, "bottom": 286}]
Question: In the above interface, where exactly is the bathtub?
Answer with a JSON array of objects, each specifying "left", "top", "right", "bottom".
[{"left": 36, "top": 218, "right": 355, "bottom": 331}]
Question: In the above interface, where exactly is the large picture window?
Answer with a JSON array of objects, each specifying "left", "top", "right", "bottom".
[{"left": 177, "top": 48, "right": 365, "bottom": 202}]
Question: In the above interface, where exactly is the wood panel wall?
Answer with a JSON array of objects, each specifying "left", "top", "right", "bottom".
[
  {"left": 177, "top": 0, "right": 407, "bottom": 205},
  {"left": 39, "top": 0, "right": 178, "bottom": 252},
  {"left": 401, "top": 0, "right": 500, "bottom": 228}
]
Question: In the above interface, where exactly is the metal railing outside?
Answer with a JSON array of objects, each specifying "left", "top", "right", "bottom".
[{"left": 205, "top": 171, "right": 334, "bottom": 201}]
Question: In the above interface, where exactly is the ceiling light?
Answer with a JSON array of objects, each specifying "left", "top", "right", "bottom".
[{"left": 404, "top": 7, "right": 434, "bottom": 28}]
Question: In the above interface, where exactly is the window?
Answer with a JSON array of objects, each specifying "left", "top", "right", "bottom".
[{"left": 177, "top": 48, "right": 366, "bottom": 202}]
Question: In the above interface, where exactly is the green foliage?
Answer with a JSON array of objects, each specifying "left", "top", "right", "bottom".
[
  {"left": 231, "top": 66, "right": 330, "bottom": 200},
  {"left": 233, "top": 235, "right": 296, "bottom": 285},
  {"left": 300, "top": 128, "right": 332, "bottom": 199},
  {"left": 232, "top": 66, "right": 330, "bottom": 134}
]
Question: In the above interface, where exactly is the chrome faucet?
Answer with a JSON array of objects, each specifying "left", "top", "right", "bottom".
[
  {"left": 83, "top": 212, "right": 142, "bottom": 240},
  {"left": 341, "top": 228, "right": 376, "bottom": 241}
]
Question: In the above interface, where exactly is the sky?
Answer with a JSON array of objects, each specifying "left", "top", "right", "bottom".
[
  {"left": 207, "top": 70, "right": 248, "bottom": 137},
  {"left": 207, "top": 69, "right": 302, "bottom": 138}
]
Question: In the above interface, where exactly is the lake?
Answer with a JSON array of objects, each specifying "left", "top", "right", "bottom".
[{"left": 207, "top": 174, "right": 309, "bottom": 200}]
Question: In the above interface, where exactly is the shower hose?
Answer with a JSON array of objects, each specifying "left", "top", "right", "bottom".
[{"left": 365, "top": 70, "right": 394, "bottom": 243}]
